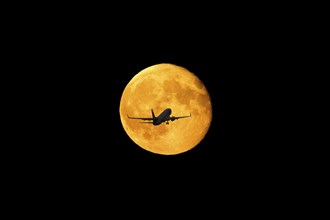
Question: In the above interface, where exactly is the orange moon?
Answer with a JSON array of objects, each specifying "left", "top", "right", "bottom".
[{"left": 119, "top": 63, "right": 212, "bottom": 155}]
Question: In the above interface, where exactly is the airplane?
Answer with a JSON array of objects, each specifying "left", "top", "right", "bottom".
[{"left": 127, "top": 108, "right": 191, "bottom": 125}]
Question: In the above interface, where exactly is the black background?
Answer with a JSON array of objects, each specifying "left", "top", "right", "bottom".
[
  {"left": 6, "top": 3, "right": 317, "bottom": 215},
  {"left": 12, "top": 4, "right": 299, "bottom": 195},
  {"left": 7, "top": 5, "right": 311, "bottom": 214},
  {"left": 20, "top": 17, "right": 284, "bottom": 176},
  {"left": 34, "top": 31, "right": 279, "bottom": 176}
]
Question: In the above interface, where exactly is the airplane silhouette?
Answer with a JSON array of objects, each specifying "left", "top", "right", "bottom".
[{"left": 127, "top": 108, "right": 191, "bottom": 125}]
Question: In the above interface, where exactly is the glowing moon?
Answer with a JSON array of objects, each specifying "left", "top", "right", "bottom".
[{"left": 119, "top": 63, "right": 212, "bottom": 155}]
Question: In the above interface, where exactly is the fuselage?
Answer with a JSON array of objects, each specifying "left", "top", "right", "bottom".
[{"left": 153, "top": 108, "right": 172, "bottom": 125}]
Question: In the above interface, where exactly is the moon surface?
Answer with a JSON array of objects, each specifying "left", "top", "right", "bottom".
[{"left": 119, "top": 63, "right": 212, "bottom": 155}]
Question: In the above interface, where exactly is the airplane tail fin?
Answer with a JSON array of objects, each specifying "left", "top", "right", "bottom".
[{"left": 151, "top": 109, "right": 155, "bottom": 119}]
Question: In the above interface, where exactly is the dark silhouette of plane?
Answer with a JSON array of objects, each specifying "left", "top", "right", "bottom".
[{"left": 127, "top": 108, "right": 191, "bottom": 125}]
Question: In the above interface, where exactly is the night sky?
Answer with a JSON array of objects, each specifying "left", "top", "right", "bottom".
[
  {"left": 14, "top": 5, "right": 298, "bottom": 211},
  {"left": 62, "top": 41, "right": 261, "bottom": 168},
  {"left": 26, "top": 17, "right": 284, "bottom": 184},
  {"left": 38, "top": 36, "right": 270, "bottom": 172}
]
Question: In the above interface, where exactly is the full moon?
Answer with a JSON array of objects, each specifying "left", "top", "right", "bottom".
[{"left": 119, "top": 63, "right": 212, "bottom": 155}]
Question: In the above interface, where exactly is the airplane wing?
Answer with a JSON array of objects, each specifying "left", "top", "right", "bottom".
[
  {"left": 127, "top": 115, "right": 153, "bottom": 121},
  {"left": 170, "top": 112, "right": 191, "bottom": 121}
]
